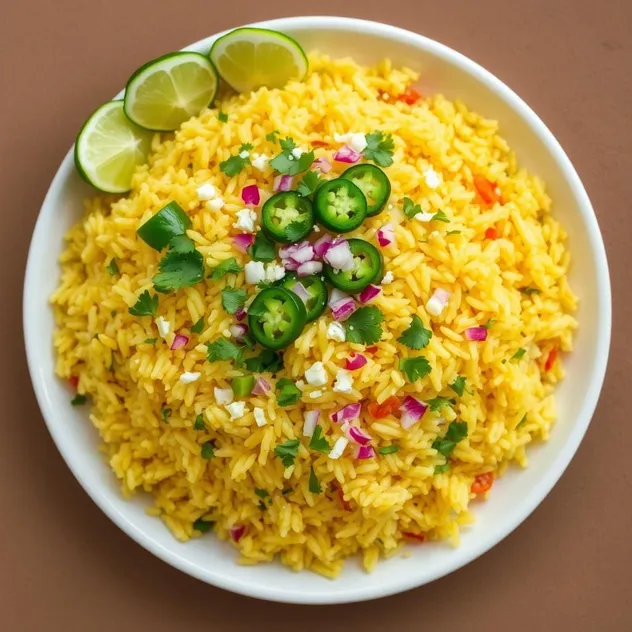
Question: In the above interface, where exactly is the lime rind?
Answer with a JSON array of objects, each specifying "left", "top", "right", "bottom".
[
  {"left": 210, "top": 27, "right": 308, "bottom": 93},
  {"left": 74, "top": 100, "right": 153, "bottom": 194},
  {"left": 124, "top": 51, "right": 219, "bottom": 131}
]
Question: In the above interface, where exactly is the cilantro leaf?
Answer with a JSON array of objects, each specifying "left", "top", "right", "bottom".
[
  {"left": 221, "top": 288, "right": 247, "bottom": 315},
  {"left": 431, "top": 421, "right": 468, "bottom": 457},
  {"left": 245, "top": 349, "right": 283, "bottom": 373},
  {"left": 129, "top": 290, "right": 159, "bottom": 317},
  {"left": 432, "top": 210, "right": 450, "bottom": 223},
  {"left": 248, "top": 231, "right": 276, "bottom": 262},
  {"left": 344, "top": 306, "right": 384, "bottom": 345},
  {"left": 512, "top": 348, "right": 527, "bottom": 360},
  {"left": 297, "top": 170, "right": 322, "bottom": 197},
  {"left": 218, "top": 111, "right": 228, "bottom": 122},
  {"left": 399, "top": 357, "right": 432, "bottom": 382},
  {"left": 191, "top": 318, "right": 205, "bottom": 334},
  {"left": 434, "top": 462, "right": 451, "bottom": 474},
  {"left": 517, "top": 414, "right": 527, "bottom": 428},
  {"left": 520, "top": 287, "right": 541, "bottom": 295},
  {"left": 207, "top": 339, "right": 243, "bottom": 364},
  {"left": 153, "top": 250, "right": 204, "bottom": 293},
  {"left": 397, "top": 315, "right": 432, "bottom": 350},
  {"left": 269, "top": 139, "right": 315, "bottom": 176},
  {"left": 193, "top": 414, "right": 205, "bottom": 430},
  {"left": 363, "top": 131, "right": 394, "bottom": 167},
  {"left": 284, "top": 222, "right": 309, "bottom": 242},
  {"left": 266, "top": 130, "right": 280, "bottom": 142},
  {"left": 144, "top": 338, "right": 158, "bottom": 345},
  {"left": 403, "top": 197, "right": 421, "bottom": 219},
  {"left": 449, "top": 376, "right": 467, "bottom": 397},
  {"left": 309, "top": 466, "right": 322, "bottom": 494},
  {"left": 377, "top": 444, "right": 399, "bottom": 455},
  {"left": 274, "top": 439, "right": 300, "bottom": 468},
  {"left": 308, "top": 425, "right": 330, "bottom": 454},
  {"left": 106, "top": 259, "right": 119, "bottom": 275},
  {"left": 219, "top": 144, "right": 252, "bottom": 176},
  {"left": 209, "top": 257, "right": 243, "bottom": 280},
  {"left": 427, "top": 396, "right": 456, "bottom": 412},
  {"left": 483, "top": 319, "right": 495, "bottom": 330},
  {"left": 71, "top": 394, "right": 87, "bottom": 406},
  {"left": 169, "top": 234, "right": 195, "bottom": 254},
  {"left": 201, "top": 441, "right": 215, "bottom": 459},
  {"left": 446, "top": 230, "right": 462, "bottom": 236},
  {"left": 193, "top": 518, "right": 214, "bottom": 532},
  {"left": 279, "top": 138, "right": 296, "bottom": 152},
  {"left": 161, "top": 407, "right": 172, "bottom": 423},
  {"left": 276, "top": 378, "right": 301, "bottom": 407},
  {"left": 255, "top": 488, "right": 270, "bottom": 499}
]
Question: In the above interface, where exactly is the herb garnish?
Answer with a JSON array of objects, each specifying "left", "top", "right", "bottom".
[
  {"left": 269, "top": 138, "right": 315, "bottom": 175},
  {"left": 207, "top": 339, "right": 244, "bottom": 364},
  {"left": 397, "top": 315, "right": 432, "bottom": 350},
  {"left": 363, "top": 131, "right": 394, "bottom": 167},
  {"left": 309, "top": 466, "right": 322, "bottom": 494},
  {"left": 344, "top": 306, "right": 384, "bottom": 345},
  {"left": 308, "top": 425, "right": 330, "bottom": 453},
  {"left": 221, "top": 288, "right": 247, "bottom": 315},
  {"left": 209, "top": 257, "right": 243, "bottom": 280},
  {"left": 248, "top": 231, "right": 276, "bottom": 262},
  {"left": 106, "top": 259, "right": 119, "bottom": 275},
  {"left": 432, "top": 421, "right": 468, "bottom": 457},
  {"left": 399, "top": 357, "right": 432, "bottom": 382},
  {"left": 274, "top": 439, "right": 300, "bottom": 468},
  {"left": 276, "top": 378, "right": 301, "bottom": 407},
  {"left": 129, "top": 290, "right": 159, "bottom": 317},
  {"left": 220, "top": 143, "right": 253, "bottom": 176}
]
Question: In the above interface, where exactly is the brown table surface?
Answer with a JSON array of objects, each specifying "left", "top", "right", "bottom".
[{"left": 2, "top": 0, "right": 630, "bottom": 630}]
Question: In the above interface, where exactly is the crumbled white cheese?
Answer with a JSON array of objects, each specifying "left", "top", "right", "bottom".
[
  {"left": 426, "top": 297, "right": 446, "bottom": 316},
  {"left": 265, "top": 262, "right": 286, "bottom": 283},
  {"left": 226, "top": 401, "right": 246, "bottom": 420},
  {"left": 179, "top": 371, "right": 201, "bottom": 384},
  {"left": 382, "top": 271, "right": 394, "bottom": 285},
  {"left": 414, "top": 212, "right": 435, "bottom": 222},
  {"left": 214, "top": 387, "right": 233, "bottom": 405},
  {"left": 326, "top": 322, "right": 346, "bottom": 342},
  {"left": 207, "top": 197, "right": 225, "bottom": 211},
  {"left": 155, "top": 316, "right": 170, "bottom": 338},
  {"left": 333, "top": 369, "right": 354, "bottom": 393},
  {"left": 305, "top": 361, "right": 328, "bottom": 386},
  {"left": 309, "top": 390, "right": 323, "bottom": 399},
  {"left": 313, "top": 225, "right": 321, "bottom": 232},
  {"left": 291, "top": 147, "right": 304, "bottom": 159},
  {"left": 251, "top": 153, "right": 269, "bottom": 171},
  {"left": 429, "top": 230, "right": 440, "bottom": 240},
  {"left": 423, "top": 167, "right": 441, "bottom": 189},
  {"left": 253, "top": 407, "right": 267, "bottom": 427},
  {"left": 244, "top": 261, "right": 266, "bottom": 284},
  {"left": 329, "top": 437, "right": 349, "bottom": 460},
  {"left": 233, "top": 208, "right": 257, "bottom": 233},
  {"left": 196, "top": 182, "right": 216, "bottom": 200},
  {"left": 334, "top": 132, "right": 368, "bottom": 153},
  {"left": 239, "top": 150, "right": 250, "bottom": 159}
]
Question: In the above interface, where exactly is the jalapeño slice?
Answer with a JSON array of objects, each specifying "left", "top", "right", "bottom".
[
  {"left": 280, "top": 273, "right": 328, "bottom": 322},
  {"left": 341, "top": 164, "right": 391, "bottom": 216},
  {"left": 323, "top": 239, "right": 384, "bottom": 293},
  {"left": 261, "top": 191, "right": 314, "bottom": 243},
  {"left": 248, "top": 287, "right": 307, "bottom": 350},
  {"left": 314, "top": 178, "right": 367, "bottom": 233}
]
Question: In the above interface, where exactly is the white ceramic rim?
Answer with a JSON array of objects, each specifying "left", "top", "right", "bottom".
[{"left": 24, "top": 16, "right": 611, "bottom": 604}]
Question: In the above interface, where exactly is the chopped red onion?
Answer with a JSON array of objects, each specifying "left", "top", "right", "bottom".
[
  {"left": 170, "top": 334, "right": 189, "bottom": 350},
  {"left": 313, "top": 233, "right": 335, "bottom": 258},
  {"left": 229, "top": 324, "right": 248, "bottom": 340},
  {"left": 282, "top": 257, "right": 300, "bottom": 271},
  {"left": 400, "top": 395, "right": 428, "bottom": 429},
  {"left": 334, "top": 145, "right": 361, "bottom": 164},
  {"left": 331, "top": 297, "right": 357, "bottom": 321},
  {"left": 313, "top": 157, "right": 332, "bottom": 173},
  {"left": 355, "top": 445, "right": 376, "bottom": 459},
  {"left": 279, "top": 242, "right": 314, "bottom": 270},
  {"left": 346, "top": 425, "right": 373, "bottom": 446},
  {"left": 358, "top": 284, "right": 381, "bottom": 304},
  {"left": 466, "top": 327, "right": 488, "bottom": 342},
  {"left": 241, "top": 184, "right": 260, "bottom": 206},
  {"left": 252, "top": 376, "right": 271, "bottom": 395},
  {"left": 235, "top": 307, "right": 247, "bottom": 321},
  {"left": 230, "top": 525, "right": 246, "bottom": 542},
  {"left": 324, "top": 240, "right": 354, "bottom": 271},
  {"left": 330, "top": 402, "right": 361, "bottom": 423},
  {"left": 302, "top": 410, "right": 321, "bottom": 437},
  {"left": 377, "top": 223, "right": 395, "bottom": 247},
  {"left": 345, "top": 353, "right": 367, "bottom": 371},
  {"left": 291, "top": 282, "right": 311, "bottom": 303},
  {"left": 273, "top": 174, "right": 293, "bottom": 191},
  {"left": 328, "top": 288, "right": 350, "bottom": 307},
  {"left": 297, "top": 261, "right": 322, "bottom": 277},
  {"left": 233, "top": 233, "right": 254, "bottom": 253},
  {"left": 426, "top": 288, "right": 451, "bottom": 316}
]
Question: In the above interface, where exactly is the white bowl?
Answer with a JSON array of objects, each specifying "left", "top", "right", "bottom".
[{"left": 24, "top": 16, "right": 611, "bottom": 604}]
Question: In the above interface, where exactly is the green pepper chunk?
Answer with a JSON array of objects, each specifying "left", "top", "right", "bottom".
[
  {"left": 280, "top": 273, "right": 328, "bottom": 322},
  {"left": 314, "top": 178, "right": 367, "bottom": 233},
  {"left": 248, "top": 287, "right": 307, "bottom": 350},
  {"left": 341, "top": 164, "right": 391, "bottom": 216},
  {"left": 137, "top": 201, "right": 191, "bottom": 251},
  {"left": 261, "top": 191, "right": 314, "bottom": 243},
  {"left": 231, "top": 375, "right": 255, "bottom": 397},
  {"left": 324, "top": 239, "right": 383, "bottom": 293}
]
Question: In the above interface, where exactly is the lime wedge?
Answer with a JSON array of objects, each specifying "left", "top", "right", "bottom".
[
  {"left": 124, "top": 52, "right": 219, "bottom": 131},
  {"left": 210, "top": 27, "right": 308, "bottom": 93},
  {"left": 74, "top": 101, "right": 153, "bottom": 193}
]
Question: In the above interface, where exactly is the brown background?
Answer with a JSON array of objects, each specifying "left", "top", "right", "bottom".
[{"left": 1, "top": 0, "right": 630, "bottom": 630}]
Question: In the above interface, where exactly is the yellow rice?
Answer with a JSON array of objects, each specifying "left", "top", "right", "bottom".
[{"left": 51, "top": 53, "right": 578, "bottom": 578}]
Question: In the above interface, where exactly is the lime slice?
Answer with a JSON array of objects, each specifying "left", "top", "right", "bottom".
[
  {"left": 124, "top": 52, "right": 219, "bottom": 131},
  {"left": 210, "top": 27, "right": 308, "bottom": 93},
  {"left": 74, "top": 101, "right": 153, "bottom": 193}
]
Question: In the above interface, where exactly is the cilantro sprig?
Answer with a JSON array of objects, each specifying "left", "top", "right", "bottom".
[
  {"left": 152, "top": 235, "right": 204, "bottom": 294},
  {"left": 399, "top": 357, "right": 432, "bottom": 382},
  {"left": 274, "top": 439, "right": 300, "bottom": 468},
  {"left": 432, "top": 421, "right": 468, "bottom": 457},
  {"left": 207, "top": 339, "right": 244, "bottom": 364},
  {"left": 193, "top": 414, "right": 206, "bottom": 431},
  {"left": 248, "top": 231, "right": 276, "bottom": 262},
  {"left": 344, "top": 306, "right": 384, "bottom": 345},
  {"left": 308, "top": 426, "right": 330, "bottom": 454},
  {"left": 201, "top": 441, "right": 215, "bottom": 460},
  {"left": 449, "top": 376, "right": 468, "bottom": 397},
  {"left": 377, "top": 444, "right": 399, "bottom": 455},
  {"left": 276, "top": 378, "right": 301, "bottom": 407},
  {"left": 297, "top": 171, "right": 322, "bottom": 197},
  {"left": 397, "top": 315, "right": 432, "bottom": 350},
  {"left": 106, "top": 259, "right": 119, "bottom": 276},
  {"left": 308, "top": 466, "right": 322, "bottom": 494},
  {"left": 221, "top": 288, "right": 247, "bottom": 315},
  {"left": 220, "top": 143, "right": 253, "bottom": 177},
  {"left": 363, "top": 131, "right": 394, "bottom": 167},
  {"left": 427, "top": 396, "right": 456, "bottom": 412},
  {"left": 191, "top": 318, "right": 205, "bottom": 334},
  {"left": 244, "top": 349, "right": 284, "bottom": 373},
  {"left": 403, "top": 197, "right": 421, "bottom": 219},
  {"left": 269, "top": 138, "right": 315, "bottom": 176},
  {"left": 209, "top": 257, "right": 243, "bottom": 280},
  {"left": 129, "top": 290, "right": 159, "bottom": 317}
]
